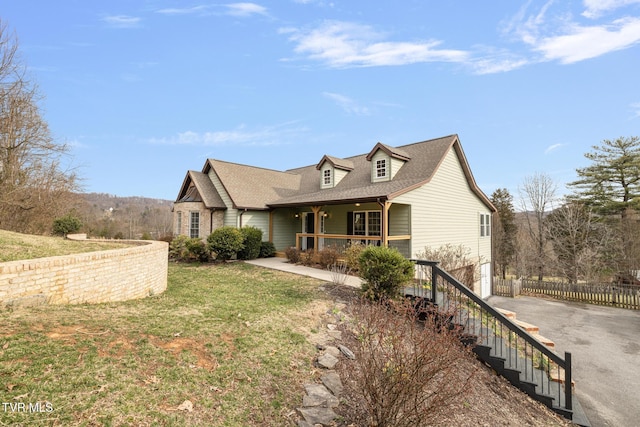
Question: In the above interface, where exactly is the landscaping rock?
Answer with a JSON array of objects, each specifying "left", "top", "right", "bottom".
[
  {"left": 302, "top": 383, "right": 339, "bottom": 408},
  {"left": 297, "top": 406, "right": 338, "bottom": 426},
  {"left": 324, "top": 345, "right": 340, "bottom": 358},
  {"left": 320, "top": 371, "right": 343, "bottom": 396},
  {"left": 338, "top": 344, "right": 355, "bottom": 360},
  {"left": 317, "top": 352, "right": 339, "bottom": 369}
]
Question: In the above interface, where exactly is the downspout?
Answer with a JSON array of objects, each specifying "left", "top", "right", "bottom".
[
  {"left": 239, "top": 209, "right": 247, "bottom": 228},
  {"left": 210, "top": 209, "right": 215, "bottom": 235}
]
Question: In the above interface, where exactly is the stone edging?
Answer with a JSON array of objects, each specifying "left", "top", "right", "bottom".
[{"left": 296, "top": 297, "right": 355, "bottom": 427}]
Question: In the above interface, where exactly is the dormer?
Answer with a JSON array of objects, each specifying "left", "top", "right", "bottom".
[
  {"left": 316, "top": 155, "right": 354, "bottom": 189},
  {"left": 366, "top": 142, "right": 411, "bottom": 182}
]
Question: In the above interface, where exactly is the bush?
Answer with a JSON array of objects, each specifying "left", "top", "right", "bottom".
[
  {"left": 285, "top": 247, "right": 301, "bottom": 263},
  {"left": 237, "top": 226, "right": 263, "bottom": 260},
  {"left": 52, "top": 214, "right": 82, "bottom": 236},
  {"left": 358, "top": 246, "right": 414, "bottom": 300},
  {"left": 301, "top": 250, "right": 316, "bottom": 266},
  {"left": 338, "top": 299, "right": 474, "bottom": 427},
  {"left": 344, "top": 241, "right": 366, "bottom": 274},
  {"left": 259, "top": 241, "right": 276, "bottom": 258},
  {"left": 169, "top": 235, "right": 210, "bottom": 262},
  {"left": 317, "top": 246, "right": 339, "bottom": 269},
  {"left": 207, "top": 226, "right": 244, "bottom": 262}
]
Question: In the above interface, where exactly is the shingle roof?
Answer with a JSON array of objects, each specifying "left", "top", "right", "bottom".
[
  {"left": 203, "top": 159, "right": 300, "bottom": 210},
  {"left": 175, "top": 134, "right": 495, "bottom": 212},
  {"left": 316, "top": 155, "right": 354, "bottom": 171},
  {"left": 176, "top": 171, "right": 226, "bottom": 209}
]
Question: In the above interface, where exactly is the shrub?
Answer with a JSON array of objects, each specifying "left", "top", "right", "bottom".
[
  {"left": 338, "top": 299, "right": 475, "bottom": 427},
  {"left": 237, "top": 226, "right": 263, "bottom": 260},
  {"left": 301, "top": 250, "right": 316, "bottom": 266},
  {"left": 344, "top": 241, "right": 366, "bottom": 274},
  {"left": 52, "top": 214, "right": 82, "bottom": 236},
  {"left": 358, "top": 246, "right": 414, "bottom": 300},
  {"left": 285, "top": 247, "right": 301, "bottom": 263},
  {"left": 186, "top": 238, "right": 210, "bottom": 262},
  {"left": 207, "top": 226, "right": 244, "bottom": 262},
  {"left": 259, "top": 241, "right": 276, "bottom": 258},
  {"left": 169, "top": 235, "right": 210, "bottom": 262},
  {"left": 317, "top": 246, "right": 339, "bottom": 269}
]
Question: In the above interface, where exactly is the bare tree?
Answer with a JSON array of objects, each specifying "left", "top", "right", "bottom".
[
  {"left": 0, "top": 20, "right": 79, "bottom": 233},
  {"left": 518, "top": 172, "right": 557, "bottom": 281}
]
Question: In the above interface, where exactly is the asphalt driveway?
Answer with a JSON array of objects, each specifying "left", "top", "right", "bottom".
[{"left": 486, "top": 295, "right": 640, "bottom": 427}]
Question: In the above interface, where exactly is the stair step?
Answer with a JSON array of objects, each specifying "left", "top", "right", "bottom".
[
  {"left": 496, "top": 307, "right": 516, "bottom": 320},
  {"left": 532, "top": 333, "right": 555, "bottom": 349},
  {"left": 515, "top": 319, "right": 539, "bottom": 333}
]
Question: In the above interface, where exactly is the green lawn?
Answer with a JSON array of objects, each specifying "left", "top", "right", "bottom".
[
  {"left": 0, "top": 262, "right": 328, "bottom": 426},
  {"left": 0, "top": 229, "right": 129, "bottom": 262}
]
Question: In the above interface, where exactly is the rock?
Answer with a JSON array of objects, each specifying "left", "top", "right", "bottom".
[
  {"left": 324, "top": 346, "right": 340, "bottom": 357},
  {"left": 320, "top": 371, "right": 343, "bottom": 396},
  {"left": 302, "top": 383, "right": 339, "bottom": 408},
  {"left": 317, "top": 353, "right": 339, "bottom": 369},
  {"left": 297, "top": 406, "right": 338, "bottom": 426},
  {"left": 326, "top": 323, "right": 337, "bottom": 330},
  {"left": 327, "top": 330, "right": 342, "bottom": 340},
  {"left": 338, "top": 344, "right": 355, "bottom": 360},
  {"left": 177, "top": 400, "right": 193, "bottom": 412}
]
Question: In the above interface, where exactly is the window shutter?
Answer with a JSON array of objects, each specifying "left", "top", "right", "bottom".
[{"left": 347, "top": 212, "right": 353, "bottom": 235}]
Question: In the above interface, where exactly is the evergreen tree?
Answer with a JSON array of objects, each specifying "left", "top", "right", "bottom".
[
  {"left": 490, "top": 188, "right": 517, "bottom": 279},
  {"left": 569, "top": 136, "right": 640, "bottom": 217}
]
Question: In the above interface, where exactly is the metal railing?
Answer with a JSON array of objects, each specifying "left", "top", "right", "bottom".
[{"left": 407, "top": 260, "right": 573, "bottom": 418}]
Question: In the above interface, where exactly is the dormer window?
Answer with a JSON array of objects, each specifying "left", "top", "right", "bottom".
[
  {"left": 323, "top": 169, "right": 332, "bottom": 185},
  {"left": 376, "top": 159, "right": 387, "bottom": 178}
]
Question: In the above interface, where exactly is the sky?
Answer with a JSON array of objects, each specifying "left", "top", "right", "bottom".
[{"left": 2, "top": 1, "right": 640, "bottom": 204}]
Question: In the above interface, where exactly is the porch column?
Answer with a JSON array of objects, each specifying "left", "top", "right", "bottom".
[
  {"left": 382, "top": 201, "right": 391, "bottom": 247},
  {"left": 311, "top": 206, "right": 322, "bottom": 250}
]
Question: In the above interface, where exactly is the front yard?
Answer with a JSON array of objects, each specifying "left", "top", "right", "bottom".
[{"left": 0, "top": 263, "right": 329, "bottom": 426}]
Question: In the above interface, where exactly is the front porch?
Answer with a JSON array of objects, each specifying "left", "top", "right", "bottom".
[{"left": 272, "top": 201, "right": 412, "bottom": 258}]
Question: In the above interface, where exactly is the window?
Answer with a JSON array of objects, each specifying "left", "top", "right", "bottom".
[
  {"left": 190, "top": 211, "right": 200, "bottom": 238},
  {"left": 376, "top": 159, "right": 387, "bottom": 178},
  {"left": 353, "top": 211, "right": 382, "bottom": 236},
  {"left": 323, "top": 169, "right": 332, "bottom": 185},
  {"left": 480, "top": 213, "right": 491, "bottom": 237},
  {"left": 176, "top": 212, "right": 182, "bottom": 235}
]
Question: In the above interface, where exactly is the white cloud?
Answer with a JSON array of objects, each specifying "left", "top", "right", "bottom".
[
  {"left": 156, "top": 3, "right": 267, "bottom": 17},
  {"left": 282, "top": 20, "right": 469, "bottom": 68},
  {"left": 582, "top": 0, "right": 640, "bottom": 19},
  {"left": 534, "top": 17, "right": 640, "bottom": 63},
  {"left": 148, "top": 122, "right": 307, "bottom": 146},
  {"left": 323, "top": 92, "right": 370, "bottom": 115},
  {"left": 545, "top": 143, "right": 565, "bottom": 154},
  {"left": 102, "top": 15, "right": 141, "bottom": 28},
  {"left": 631, "top": 102, "right": 640, "bottom": 118},
  {"left": 226, "top": 3, "right": 268, "bottom": 17}
]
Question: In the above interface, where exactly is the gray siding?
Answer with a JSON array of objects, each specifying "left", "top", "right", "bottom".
[{"left": 207, "top": 169, "right": 238, "bottom": 228}]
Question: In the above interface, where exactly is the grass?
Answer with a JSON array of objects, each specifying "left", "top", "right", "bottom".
[
  {"left": 0, "top": 230, "right": 129, "bottom": 262},
  {"left": 0, "top": 262, "right": 329, "bottom": 426}
]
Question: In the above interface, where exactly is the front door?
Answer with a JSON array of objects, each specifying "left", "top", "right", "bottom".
[{"left": 303, "top": 213, "right": 314, "bottom": 250}]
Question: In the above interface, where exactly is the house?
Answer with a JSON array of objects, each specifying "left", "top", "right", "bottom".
[{"left": 173, "top": 134, "right": 496, "bottom": 297}]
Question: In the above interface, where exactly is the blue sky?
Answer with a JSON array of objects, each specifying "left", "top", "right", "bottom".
[{"left": 3, "top": 1, "right": 640, "bottom": 202}]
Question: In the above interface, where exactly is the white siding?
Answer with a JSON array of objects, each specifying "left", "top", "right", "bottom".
[
  {"left": 371, "top": 151, "right": 390, "bottom": 183},
  {"left": 393, "top": 148, "right": 492, "bottom": 264}
]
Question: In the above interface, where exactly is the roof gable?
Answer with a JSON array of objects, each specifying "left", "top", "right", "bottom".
[
  {"left": 366, "top": 142, "right": 411, "bottom": 162},
  {"left": 175, "top": 171, "right": 226, "bottom": 209},
  {"left": 315, "top": 155, "right": 354, "bottom": 171}
]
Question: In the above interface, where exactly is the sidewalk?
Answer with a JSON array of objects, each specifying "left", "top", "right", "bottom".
[{"left": 245, "top": 257, "right": 363, "bottom": 288}]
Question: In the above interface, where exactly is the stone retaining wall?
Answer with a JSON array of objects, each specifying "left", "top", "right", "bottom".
[{"left": 0, "top": 235, "right": 168, "bottom": 307}]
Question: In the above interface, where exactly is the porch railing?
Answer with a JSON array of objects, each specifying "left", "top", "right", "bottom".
[
  {"left": 295, "top": 233, "right": 411, "bottom": 258},
  {"left": 406, "top": 260, "right": 576, "bottom": 421}
]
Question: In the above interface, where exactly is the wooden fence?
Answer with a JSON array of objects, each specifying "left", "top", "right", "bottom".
[{"left": 493, "top": 278, "right": 640, "bottom": 310}]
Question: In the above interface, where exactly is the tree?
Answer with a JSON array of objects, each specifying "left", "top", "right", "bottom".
[
  {"left": 569, "top": 136, "right": 640, "bottom": 217},
  {"left": 0, "top": 20, "right": 79, "bottom": 233},
  {"left": 490, "top": 188, "right": 517, "bottom": 279},
  {"left": 519, "top": 173, "right": 557, "bottom": 281},
  {"left": 545, "top": 201, "right": 597, "bottom": 283}
]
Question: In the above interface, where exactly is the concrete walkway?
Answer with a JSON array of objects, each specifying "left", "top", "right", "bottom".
[{"left": 245, "top": 257, "right": 363, "bottom": 288}]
